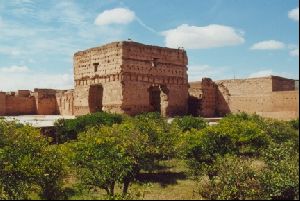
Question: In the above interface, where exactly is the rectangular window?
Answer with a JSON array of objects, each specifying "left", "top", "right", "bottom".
[{"left": 93, "top": 63, "right": 99, "bottom": 72}]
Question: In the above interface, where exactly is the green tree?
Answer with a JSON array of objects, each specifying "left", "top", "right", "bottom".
[
  {"left": 130, "top": 112, "right": 180, "bottom": 170},
  {"left": 261, "top": 119, "right": 298, "bottom": 145},
  {"left": 199, "top": 155, "right": 262, "bottom": 200},
  {"left": 260, "top": 142, "right": 299, "bottom": 200},
  {"left": 0, "top": 120, "right": 67, "bottom": 200},
  {"left": 171, "top": 115, "right": 208, "bottom": 132},
  {"left": 289, "top": 118, "right": 299, "bottom": 130},
  {"left": 54, "top": 112, "right": 123, "bottom": 143},
  {"left": 72, "top": 122, "right": 147, "bottom": 196},
  {"left": 182, "top": 115, "right": 269, "bottom": 176}
]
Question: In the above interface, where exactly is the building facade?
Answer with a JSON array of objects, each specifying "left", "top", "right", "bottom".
[
  {"left": 189, "top": 76, "right": 299, "bottom": 120},
  {"left": 0, "top": 41, "right": 298, "bottom": 120},
  {"left": 73, "top": 41, "right": 189, "bottom": 116}
]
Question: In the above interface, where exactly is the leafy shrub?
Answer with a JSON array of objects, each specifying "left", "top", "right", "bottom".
[
  {"left": 72, "top": 122, "right": 148, "bottom": 196},
  {"left": 260, "top": 142, "right": 299, "bottom": 200},
  {"left": 261, "top": 119, "right": 298, "bottom": 145},
  {"left": 289, "top": 118, "right": 299, "bottom": 130},
  {"left": 219, "top": 117, "right": 270, "bottom": 156},
  {"left": 199, "top": 155, "right": 262, "bottom": 200},
  {"left": 130, "top": 112, "right": 180, "bottom": 168},
  {"left": 54, "top": 112, "right": 123, "bottom": 143},
  {"left": 183, "top": 127, "right": 236, "bottom": 176},
  {"left": 183, "top": 114, "right": 270, "bottom": 175},
  {"left": 171, "top": 115, "right": 208, "bottom": 132},
  {"left": 0, "top": 120, "right": 67, "bottom": 200},
  {"left": 221, "top": 112, "right": 265, "bottom": 124}
]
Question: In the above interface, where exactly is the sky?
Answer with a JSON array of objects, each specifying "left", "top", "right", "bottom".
[{"left": 0, "top": 0, "right": 299, "bottom": 91}]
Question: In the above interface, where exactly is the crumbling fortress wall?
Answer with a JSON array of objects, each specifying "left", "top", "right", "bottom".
[
  {"left": 73, "top": 41, "right": 188, "bottom": 116},
  {"left": 34, "top": 89, "right": 57, "bottom": 115},
  {"left": 189, "top": 76, "right": 299, "bottom": 120},
  {"left": 188, "top": 78, "right": 217, "bottom": 117},
  {"left": 0, "top": 89, "right": 74, "bottom": 116},
  {"left": 0, "top": 41, "right": 298, "bottom": 120},
  {"left": 56, "top": 90, "right": 74, "bottom": 115},
  {"left": 2, "top": 90, "right": 36, "bottom": 115},
  {"left": 73, "top": 42, "right": 124, "bottom": 115},
  {"left": 121, "top": 42, "right": 188, "bottom": 116},
  {"left": 0, "top": 92, "right": 7, "bottom": 115}
]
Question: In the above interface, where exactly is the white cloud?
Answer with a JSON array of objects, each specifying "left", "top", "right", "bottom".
[
  {"left": 95, "top": 8, "right": 136, "bottom": 26},
  {"left": 0, "top": 65, "right": 29, "bottom": 73},
  {"left": 250, "top": 40, "right": 286, "bottom": 50},
  {"left": 288, "top": 7, "right": 299, "bottom": 22},
  {"left": 248, "top": 69, "right": 296, "bottom": 79},
  {"left": 162, "top": 24, "right": 245, "bottom": 49},
  {"left": 290, "top": 48, "right": 299, "bottom": 57}
]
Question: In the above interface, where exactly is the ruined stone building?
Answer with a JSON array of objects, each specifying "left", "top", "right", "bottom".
[
  {"left": 73, "top": 41, "right": 188, "bottom": 116},
  {"left": 1, "top": 41, "right": 189, "bottom": 117},
  {"left": 0, "top": 89, "right": 74, "bottom": 116},
  {"left": 0, "top": 41, "right": 299, "bottom": 120},
  {"left": 189, "top": 76, "right": 299, "bottom": 120}
]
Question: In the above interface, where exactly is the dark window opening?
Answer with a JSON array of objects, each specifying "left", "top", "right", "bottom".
[{"left": 93, "top": 63, "right": 99, "bottom": 72}]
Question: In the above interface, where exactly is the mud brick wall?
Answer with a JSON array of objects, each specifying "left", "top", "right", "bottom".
[
  {"left": 5, "top": 95, "right": 36, "bottom": 115},
  {"left": 73, "top": 41, "right": 189, "bottom": 116},
  {"left": 73, "top": 42, "right": 123, "bottom": 115},
  {"left": 228, "top": 91, "right": 299, "bottom": 120},
  {"left": 56, "top": 90, "right": 74, "bottom": 115},
  {"left": 272, "top": 76, "right": 295, "bottom": 91},
  {"left": 0, "top": 92, "right": 6, "bottom": 115},
  {"left": 215, "top": 76, "right": 298, "bottom": 120},
  {"left": 34, "top": 89, "right": 57, "bottom": 115},
  {"left": 188, "top": 78, "right": 217, "bottom": 117},
  {"left": 216, "top": 77, "right": 273, "bottom": 95},
  {"left": 121, "top": 41, "right": 188, "bottom": 116}
]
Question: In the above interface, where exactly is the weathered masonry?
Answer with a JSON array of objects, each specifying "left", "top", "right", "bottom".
[
  {"left": 0, "top": 89, "right": 74, "bottom": 116},
  {"left": 189, "top": 76, "right": 299, "bottom": 120},
  {"left": 73, "top": 41, "right": 189, "bottom": 116},
  {"left": 0, "top": 41, "right": 299, "bottom": 120}
]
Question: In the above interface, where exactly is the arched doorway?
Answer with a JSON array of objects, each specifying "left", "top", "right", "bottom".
[
  {"left": 148, "top": 85, "right": 169, "bottom": 116},
  {"left": 88, "top": 84, "right": 103, "bottom": 113}
]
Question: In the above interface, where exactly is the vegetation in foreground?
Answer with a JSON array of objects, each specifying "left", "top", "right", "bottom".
[{"left": 0, "top": 112, "right": 299, "bottom": 200}]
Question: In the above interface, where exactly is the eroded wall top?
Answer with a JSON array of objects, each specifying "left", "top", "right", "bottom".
[
  {"left": 121, "top": 41, "right": 188, "bottom": 81},
  {"left": 74, "top": 42, "right": 123, "bottom": 84}
]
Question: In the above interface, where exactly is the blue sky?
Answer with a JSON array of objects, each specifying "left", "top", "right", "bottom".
[{"left": 0, "top": 0, "right": 298, "bottom": 91}]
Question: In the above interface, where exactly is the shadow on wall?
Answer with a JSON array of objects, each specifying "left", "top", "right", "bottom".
[
  {"left": 148, "top": 85, "right": 169, "bottom": 117},
  {"left": 88, "top": 85, "right": 103, "bottom": 113},
  {"left": 187, "top": 82, "right": 231, "bottom": 118},
  {"left": 188, "top": 96, "right": 201, "bottom": 117},
  {"left": 216, "top": 87, "right": 231, "bottom": 117}
]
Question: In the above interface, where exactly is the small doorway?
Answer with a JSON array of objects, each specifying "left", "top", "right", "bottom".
[
  {"left": 89, "top": 85, "right": 103, "bottom": 113},
  {"left": 149, "top": 86, "right": 161, "bottom": 112},
  {"left": 148, "top": 85, "right": 169, "bottom": 116}
]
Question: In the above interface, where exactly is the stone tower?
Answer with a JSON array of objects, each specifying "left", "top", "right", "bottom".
[{"left": 73, "top": 41, "right": 189, "bottom": 116}]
